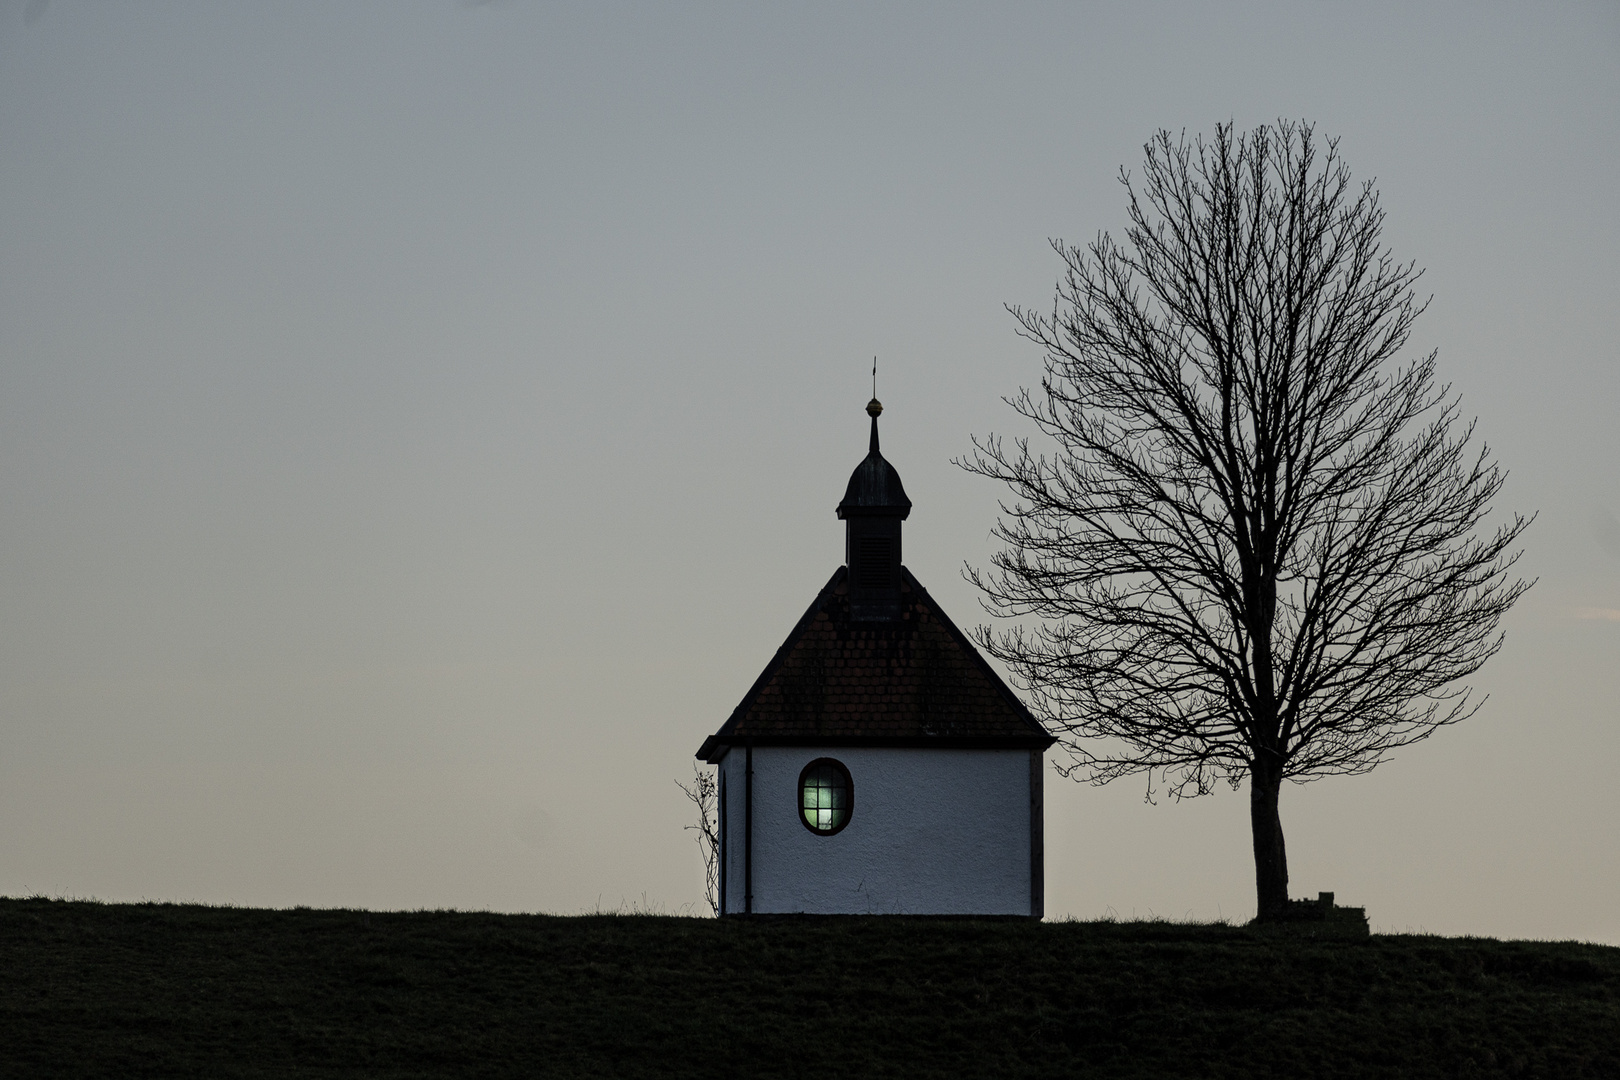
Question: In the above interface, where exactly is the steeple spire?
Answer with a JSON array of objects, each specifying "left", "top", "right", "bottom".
[{"left": 838, "top": 382, "right": 909, "bottom": 621}]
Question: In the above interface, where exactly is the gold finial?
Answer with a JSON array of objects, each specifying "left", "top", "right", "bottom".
[{"left": 867, "top": 356, "right": 882, "bottom": 416}]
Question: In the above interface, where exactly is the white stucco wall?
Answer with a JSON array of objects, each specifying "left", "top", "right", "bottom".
[{"left": 716, "top": 746, "right": 1038, "bottom": 916}]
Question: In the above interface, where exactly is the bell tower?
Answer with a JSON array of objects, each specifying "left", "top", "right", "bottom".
[{"left": 836, "top": 397, "right": 911, "bottom": 621}]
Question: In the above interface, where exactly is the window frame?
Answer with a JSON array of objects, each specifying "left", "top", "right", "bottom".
[{"left": 797, "top": 757, "right": 855, "bottom": 836}]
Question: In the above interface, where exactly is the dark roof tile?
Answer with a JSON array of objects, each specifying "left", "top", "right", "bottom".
[{"left": 697, "top": 567, "right": 1054, "bottom": 762}]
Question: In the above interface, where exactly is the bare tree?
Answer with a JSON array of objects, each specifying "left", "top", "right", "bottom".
[
  {"left": 676, "top": 765, "right": 719, "bottom": 916},
  {"left": 962, "top": 121, "right": 1531, "bottom": 920}
]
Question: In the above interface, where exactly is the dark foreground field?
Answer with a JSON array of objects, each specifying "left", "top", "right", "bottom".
[{"left": 1, "top": 898, "right": 1617, "bottom": 1079}]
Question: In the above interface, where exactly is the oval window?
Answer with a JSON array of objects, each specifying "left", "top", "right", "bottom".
[{"left": 799, "top": 758, "right": 853, "bottom": 835}]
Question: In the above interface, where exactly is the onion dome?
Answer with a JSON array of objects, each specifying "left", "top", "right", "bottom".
[{"left": 836, "top": 398, "right": 911, "bottom": 520}]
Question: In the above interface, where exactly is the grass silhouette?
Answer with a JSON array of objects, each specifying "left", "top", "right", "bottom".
[{"left": 2, "top": 897, "right": 1616, "bottom": 1077}]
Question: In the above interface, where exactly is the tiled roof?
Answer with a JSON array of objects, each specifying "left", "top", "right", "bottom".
[{"left": 697, "top": 567, "right": 1054, "bottom": 762}]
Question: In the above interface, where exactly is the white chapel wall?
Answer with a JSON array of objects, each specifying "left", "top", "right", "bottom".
[{"left": 720, "top": 746, "right": 1034, "bottom": 916}]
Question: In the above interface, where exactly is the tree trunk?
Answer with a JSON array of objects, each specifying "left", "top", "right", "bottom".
[{"left": 1249, "top": 761, "right": 1290, "bottom": 920}]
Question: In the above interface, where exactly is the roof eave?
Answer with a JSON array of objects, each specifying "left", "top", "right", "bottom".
[
  {"left": 701, "top": 733, "right": 1057, "bottom": 754},
  {"left": 696, "top": 735, "right": 724, "bottom": 764}
]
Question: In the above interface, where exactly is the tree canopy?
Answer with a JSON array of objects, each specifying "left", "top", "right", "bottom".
[{"left": 964, "top": 121, "right": 1531, "bottom": 916}]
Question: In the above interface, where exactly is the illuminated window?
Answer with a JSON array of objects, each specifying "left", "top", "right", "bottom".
[{"left": 799, "top": 758, "right": 853, "bottom": 835}]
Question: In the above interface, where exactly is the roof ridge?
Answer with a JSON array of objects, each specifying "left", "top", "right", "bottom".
[
  {"left": 898, "top": 567, "right": 1052, "bottom": 742},
  {"left": 695, "top": 566, "right": 847, "bottom": 761},
  {"left": 696, "top": 566, "right": 1055, "bottom": 762}
]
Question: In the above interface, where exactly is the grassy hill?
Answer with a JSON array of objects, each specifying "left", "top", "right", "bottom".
[{"left": 1, "top": 898, "right": 1616, "bottom": 1078}]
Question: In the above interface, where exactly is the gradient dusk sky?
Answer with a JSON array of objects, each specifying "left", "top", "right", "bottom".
[{"left": 1, "top": 1, "right": 1616, "bottom": 942}]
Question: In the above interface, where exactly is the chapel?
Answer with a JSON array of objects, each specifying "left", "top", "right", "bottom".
[{"left": 696, "top": 397, "right": 1056, "bottom": 916}]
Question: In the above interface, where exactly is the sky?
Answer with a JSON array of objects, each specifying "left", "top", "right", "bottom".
[{"left": 1, "top": 1, "right": 1616, "bottom": 942}]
